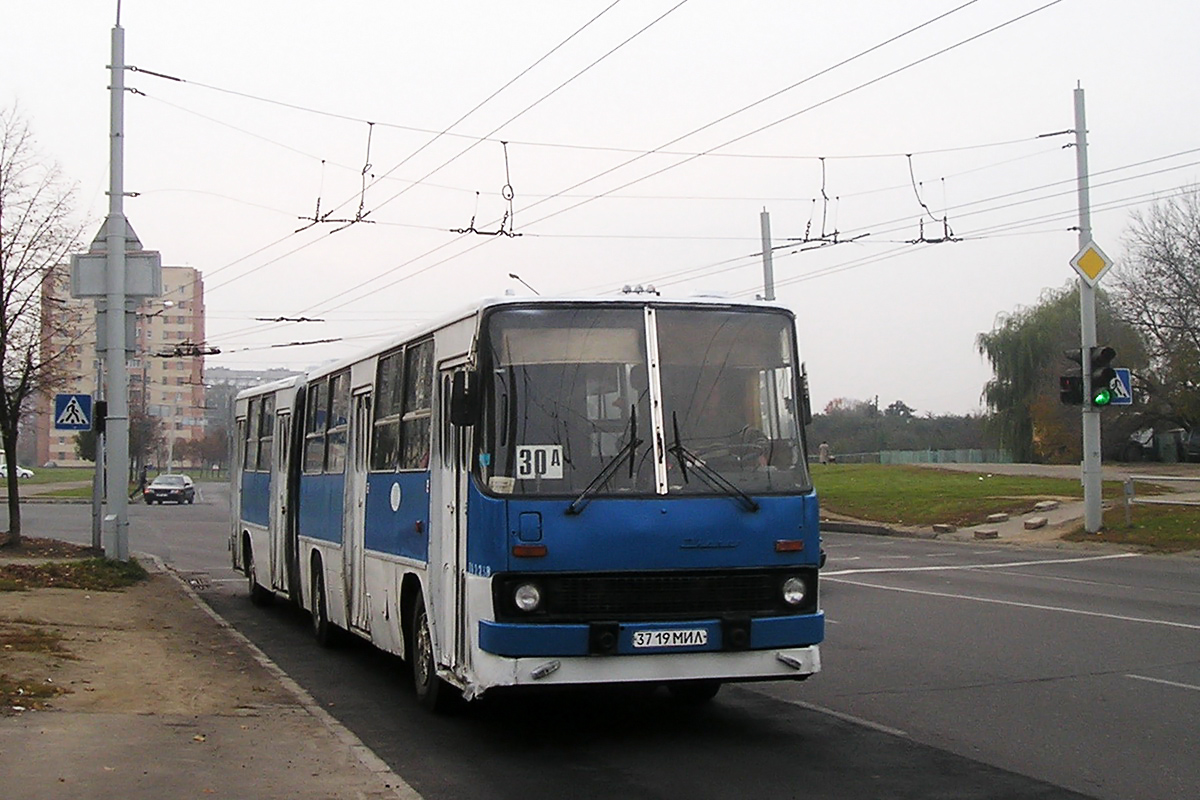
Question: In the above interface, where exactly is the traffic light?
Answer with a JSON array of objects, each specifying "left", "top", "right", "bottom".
[
  {"left": 1059, "top": 375, "right": 1083, "bottom": 405},
  {"left": 1060, "top": 349, "right": 1084, "bottom": 405},
  {"left": 94, "top": 400, "right": 107, "bottom": 434},
  {"left": 1088, "top": 346, "right": 1117, "bottom": 406}
]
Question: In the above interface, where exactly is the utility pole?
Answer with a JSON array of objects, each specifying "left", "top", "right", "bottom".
[
  {"left": 102, "top": 16, "right": 132, "bottom": 560},
  {"left": 1073, "top": 84, "right": 1104, "bottom": 533},
  {"left": 71, "top": 9, "right": 161, "bottom": 559},
  {"left": 760, "top": 209, "right": 775, "bottom": 301}
]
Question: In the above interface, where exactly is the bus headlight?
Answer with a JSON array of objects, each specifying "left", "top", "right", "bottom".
[
  {"left": 513, "top": 583, "right": 542, "bottom": 613},
  {"left": 781, "top": 576, "right": 807, "bottom": 606}
]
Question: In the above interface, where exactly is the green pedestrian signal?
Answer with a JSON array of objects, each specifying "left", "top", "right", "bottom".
[{"left": 1088, "top": 346, "right": 1117, "bottom": 407}]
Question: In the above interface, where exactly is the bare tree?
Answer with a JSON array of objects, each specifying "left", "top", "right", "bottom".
[
  {"left": 0, "top": 107, "right": 86, "bottom": 546},
  {"left": 1115, "top": 188, "right": 1200, "bottom": 428}
]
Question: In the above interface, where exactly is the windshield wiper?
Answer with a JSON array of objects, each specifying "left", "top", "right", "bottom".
[
  {"left": 667, "top": 413, "right": 759, "bottom": 512},
  {"left": 565, "top": 407, "right": 641, "bottom": 515}
]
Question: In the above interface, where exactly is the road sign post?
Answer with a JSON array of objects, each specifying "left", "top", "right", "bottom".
[{"left": 1071, "top": 86, "right": 1105, "bottom": 534}]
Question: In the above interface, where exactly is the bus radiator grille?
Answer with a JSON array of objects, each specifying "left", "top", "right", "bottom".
[{"left": 492, "top": 568, "right": 818, "bottom": 622}]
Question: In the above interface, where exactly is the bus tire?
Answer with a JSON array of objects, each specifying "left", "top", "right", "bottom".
[
  {"left": 311, "top": 568, "right": 336, "bottom": 647},
  {"left": 667, "top": 679, "right": 722, "bottom": 704},
  {"left": 412, "top": 594, "right": 457, "bottom": 712},
  {"left": 246, "top": 543, "right": 272, "bottom": 607}
]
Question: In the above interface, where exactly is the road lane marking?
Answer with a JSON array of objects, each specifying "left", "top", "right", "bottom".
[
  {"left": 989, "top": 569, "right": 1152, "bottom": 593},
  {"left": 741, "top": 688, "right": 909, "bottom": 737},
  {"left": 1126, "top": 674, "right": 1200, "bottom": 692},
  {"left": 823, "top": 552, "right": 1139, "bottom": 576},
  {"left": 824, "top": 577, "right": 1200, "bottom": 631}
]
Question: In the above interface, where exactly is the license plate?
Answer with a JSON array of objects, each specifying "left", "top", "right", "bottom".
[{"left": 632, "top": 629, "right": 708, "bottom": 649}]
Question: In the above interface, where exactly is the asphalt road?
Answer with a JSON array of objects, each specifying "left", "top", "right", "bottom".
[{"left": 19, "top": 483, "right": 1200, "bottom": 800}]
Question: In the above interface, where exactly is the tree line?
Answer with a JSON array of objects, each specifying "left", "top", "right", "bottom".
[
  {"left": 807, "top": 397, "right": 995, "bottom": 460},
  {"left": 977, "top": 190, "right": 1200, "bottom": 463}
]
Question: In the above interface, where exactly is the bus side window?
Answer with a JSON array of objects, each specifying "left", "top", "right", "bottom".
[
  {"left": 304, "top": 380, "right": 328, "bottom": 473},
  {"left": 244, "top": 398, "right": 260, "bottom": 471},
  {"left": 326, "top": 372, "right": 350, "bottom": 473},
  {"left": 236, "top": 417, "right": 248, "bottom": 473},
  {"left": 400, "top": 340, "right": 433, "bottom": 470},
  {"left": 257, "top": 394, "right": 275, "bottom": 471},
  {"left": 371, "top": 350, "right": 403, "bottom": 472}
]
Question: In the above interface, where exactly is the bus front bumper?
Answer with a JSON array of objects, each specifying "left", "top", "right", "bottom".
[{"left": 465, "top": 641, "right": 821, "bottom": 696}]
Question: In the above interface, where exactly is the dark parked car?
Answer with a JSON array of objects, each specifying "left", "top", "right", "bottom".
[
  {"left": 1185, "top": 429, "right": 1200, "bottom": 463},
  {"left": 144, "top": 473, "right": 195, "bottom": 505}
]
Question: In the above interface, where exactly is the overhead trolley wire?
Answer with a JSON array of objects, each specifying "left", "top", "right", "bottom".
[
  {"left": 252, "top": 1, "right": 698, "bottom": 323},
  {"left": 276, "top": 0, "right": 992, "bottom": 319},
  {"left": 508, "top": 0, "right": 1067, "bottom": 238},
  {"left": 614, "top": 146, "right": 1200, "bottom": 294},
  {"left": 184, "top": 3, "right": 659, "bottom": 346}
]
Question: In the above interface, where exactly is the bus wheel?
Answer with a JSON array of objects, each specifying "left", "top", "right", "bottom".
[
  {"left": 246, "top": 546, "right": 272, "bottom": 607},
  {"left": 311, "top": 569, "right": 335, "bottom": 647},
  {"left": 412, "top": 594, "right": 457, "bottom": 712},
  {"left": 667, "top": 679, "right": 722, "bottom": 704}
]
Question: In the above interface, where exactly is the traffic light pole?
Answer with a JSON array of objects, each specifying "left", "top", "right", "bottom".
[{"left": 1073, "top": 85, "right": 1103, "bottom": 533}]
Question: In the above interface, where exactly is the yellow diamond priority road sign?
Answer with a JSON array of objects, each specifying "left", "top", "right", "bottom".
[{"left": 1070, "top": 241, "right": 1113, "bottom": 287}]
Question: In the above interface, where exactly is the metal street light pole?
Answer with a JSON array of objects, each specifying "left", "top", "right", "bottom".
[{"left": 103, "top": 17, "right": 130, "bottom": 560}]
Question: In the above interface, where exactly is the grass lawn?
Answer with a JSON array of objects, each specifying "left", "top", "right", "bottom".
[
  {"left": 1064, "top": 503, "right": 1200, "bottom": 552},
  {"left": 17, "top": 467, "right": 95, "bottom": 485},
  {"left": 36, "top": 486, "right": 94, "bottom": 498},
  {"left": 811, "top": 464, "right": 1116, "bottom": 528},
  {"left": 0, "top": 557, "right": 147, "bottom": 591}
]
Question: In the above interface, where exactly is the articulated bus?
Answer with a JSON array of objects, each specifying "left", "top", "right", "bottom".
[{"left": 232, "top": 295, "right": 824, "bottom": 709}]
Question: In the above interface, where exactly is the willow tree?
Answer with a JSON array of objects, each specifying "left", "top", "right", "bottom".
[
  {"left": 976, "top": 283, "right": 1144, "bottom": 463},
  {"left": 0, "top": 107, "right": 86, "bottom": 546}
]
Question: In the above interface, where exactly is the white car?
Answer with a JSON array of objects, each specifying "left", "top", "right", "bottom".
[{"left": 0, "top": 464, "right": 35, "bottom": 478}]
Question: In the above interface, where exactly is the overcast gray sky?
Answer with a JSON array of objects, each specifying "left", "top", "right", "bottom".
[{"left": 3, "top": 1, "right": 1195, "bottom": 415}]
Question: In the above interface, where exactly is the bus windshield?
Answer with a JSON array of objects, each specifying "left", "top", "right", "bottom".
[{"left": 479, "top": 305, "right": 811, "bottom": 498}]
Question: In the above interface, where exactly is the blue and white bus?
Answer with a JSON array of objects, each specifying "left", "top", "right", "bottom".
[{"left": 232, "top": 295, "right": 824, "bottom": 709}]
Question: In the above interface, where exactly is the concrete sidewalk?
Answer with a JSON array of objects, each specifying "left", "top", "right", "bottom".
[{"left": 0, "top": 555, "right": 420, "bottom": 800}]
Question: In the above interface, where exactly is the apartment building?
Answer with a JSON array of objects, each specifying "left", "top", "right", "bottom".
[{"left": 36, "top": 266, "right": 208, "bottom": 468}]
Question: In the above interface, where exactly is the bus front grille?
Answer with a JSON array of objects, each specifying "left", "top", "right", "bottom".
[{"left": 492, "top": 568, "right": 818, "bottom": 622}]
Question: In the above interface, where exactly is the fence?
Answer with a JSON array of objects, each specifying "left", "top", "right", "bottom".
[
  {"left": 1122, "top": 474, "right": 1200, "bottom": 525},
  {"left": 814, "top": 449, "right": 1012, "bottom": 465},
  {"left": 881, "top": 449, "right": 1012, "bottom": 465}
]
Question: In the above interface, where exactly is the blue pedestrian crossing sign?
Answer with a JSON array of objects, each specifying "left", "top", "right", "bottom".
[
  {"left": 54, "top": 393, "right": 93, "bottom": 430},
  {"left": 1109, "top": 368, "right": 1133, "bottom": 406}
]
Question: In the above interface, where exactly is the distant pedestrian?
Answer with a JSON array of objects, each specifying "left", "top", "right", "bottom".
[
  {"left": 818, "top": 441, "right": 831, "bottom": 465},
  {"left": 134, "top": 465, "right": 148, "bottom": 500}
]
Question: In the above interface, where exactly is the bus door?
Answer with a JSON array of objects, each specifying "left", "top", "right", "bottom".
[
  {"left": 433, "top": 362, "right": 470, "bottom": 674},
  {"left": 344, "top": 389, "right": 372, "bottom": 633},
  {"left": 269, "top": 411, "right": 292, "bottom": 592}
]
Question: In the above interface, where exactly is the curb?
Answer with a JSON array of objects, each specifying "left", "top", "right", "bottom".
[
  {"left": 821, "top": 519, "right": 938, "bottom": 540},
  {"left": 142, "top": 553, "right": 423, "bottom": 800}
]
